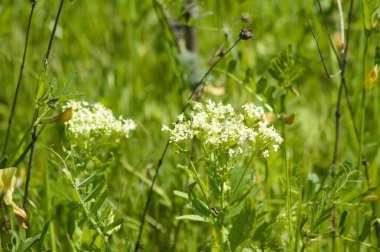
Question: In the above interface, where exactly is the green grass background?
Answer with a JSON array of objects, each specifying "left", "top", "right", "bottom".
[{"left": 1, "top": 0, "right": 380, "bottom": 251}]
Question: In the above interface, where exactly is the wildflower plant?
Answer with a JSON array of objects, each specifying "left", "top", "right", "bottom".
[
  {"left": 58, "top": 100, "right": 136, "bottom": 250},
  {"left": 163, "top": 100, "right": 282, "bottom": 249}
]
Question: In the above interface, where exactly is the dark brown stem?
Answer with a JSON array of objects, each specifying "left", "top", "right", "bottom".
[
  {"left": 23, "top": 0, "right": 65, "bottom": 211},
  {"left": 183, "top": 0, "right": 197, "bottom": 52},
  {"left": 22, "top": 111, "right": 39, "bottom": 210},
  {"left": 306, "top": 20, "right": 340, "bottom": 78},
  {"left": 316, "top": 0, "right": 340, "bottom": 62},
  {"left": 2, "top": 2, "right": 36, "bottom": 158}
]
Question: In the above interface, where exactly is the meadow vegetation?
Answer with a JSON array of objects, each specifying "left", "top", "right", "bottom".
[{"left": 1, "top": 0, "right": 380, "bottom": 251}]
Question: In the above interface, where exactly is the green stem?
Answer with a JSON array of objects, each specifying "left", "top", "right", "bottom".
[
  {"left": 281, "top": 94, "right": 292, "bottom": 251},
  {"left": 358, "top": 36, "right": 369, "bottom": 186},
  {"left": 187, "top": 157, "right": 211, "bottom": 210}
]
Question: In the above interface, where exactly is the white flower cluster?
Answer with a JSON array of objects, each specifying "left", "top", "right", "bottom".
[
  {"left": 64, "top": 100, "right": 136, "bottom": 142},
  {"left": 162, "top": 100, "right": 283, "bottom": 158}
]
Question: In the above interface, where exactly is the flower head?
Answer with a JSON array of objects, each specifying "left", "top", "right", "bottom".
[
  {"left": 64, "top": 101, "right": 136, "bottom": 144},
  {"left": 163, "top": 100, "right": 282, "bottom": 158}
]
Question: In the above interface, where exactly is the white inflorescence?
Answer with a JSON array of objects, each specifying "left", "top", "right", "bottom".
[
  {"left": 64, "top": 100, "right": 136, "bottom": 141},
  {"left": 162, "top": 100, "right": 283, "bottom": 158}
]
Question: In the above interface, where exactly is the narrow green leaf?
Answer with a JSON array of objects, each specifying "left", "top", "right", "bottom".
[
  {"left": 339, "top": 210, "right": 348, "bottom": 235},
  {"left": 229, "top": 197, "right": 256, "bottom": 251},
  {"left": 63, "top": 70, "right": 78, "bottom": 95},
  {"left": 173, "top": 190, "right": 189, "bottom": 199},
  {"left": 83, "top": 181, "right": 105, "bottom": 203},
  {"left": 362, "top": 0, "right": 378, "bottom": 34},
  {"left": 98, "top": 204, "right": 113, "bottom": 223},
  {"left": 374, "top": 46, "right": 380, "bottom": 65},
  {"left": 0, "top": 156, "right": 8, "bottom": 169},
  {"left": 76, "top": 173, "right": 98, "bottom": 188},
  {"left": 192, "top": 198, "right": 210, "bottom": 217},
  {"left": 103, "top": 218, "right": 124, "bottom": 234},
  {"left": 90, "top": 190, "right": 108, "bottom": 214},
  {"left": 175, "top": 215, "right": 207, "bottom": 222},
  {"left": 20, "top": 234, "right": 41, "bottom": 251},
  {"left": 187, "top": 181, "right": 197, "bottom": 201},
  {"left": 359, "top": 216, "right": 371, "bottom": 241},
  {"left": 256, "top": 77, "right": 268, "bottom": 94}
]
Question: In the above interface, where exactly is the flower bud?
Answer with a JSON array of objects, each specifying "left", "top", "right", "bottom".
[
  {"left": 364, "top": 64, "right": 378, "bottom": 90},
  {"left": 239, "top": 29, "right": 253, "bottom": 40}
]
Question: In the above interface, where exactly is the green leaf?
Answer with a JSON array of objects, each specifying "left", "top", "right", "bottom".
[
  {"left": 252, "top": 221, "right": 271, "bottom": 241},
  {"left": 98, "top": 204, "right": 113, "bottom": 223},
  {"left": 63, "top": 69, "right": 78, "bottom": 96},
  {"left": 20, "top": 233, "right": 41, "bottom": 251},
  {"left": 374, "top": 46, "right": 380, "bottom": 65},
  {"left": 227, "top": 59, "right": 237, "bottom": 72},
  {"left": 313, "top": 206, "right": 335, "bottom": 229},
  {"left": 256, "top": 77, "right": 268, "bottom": 94},
  {"left": 175, "top": 214, "right": 207, "bottom": 222},
  {"left": 38, "top": 197, "right": 55, "bottom": 251},
  {"left": 0, "top": 156, "right": 8, "bottom": 169},
  {"left": 191, "top": 197, "right": 210, "bottom": 217},
  {"left": 76, "top": 173, "right": 99, "bottom": 188},
  {"left": 362, "top": 0, "right": 379, "bottom": 35},
  {"left": 187, "top": 181, "right": 197, "bottom": 201},
  {"left": 103, "top": 218, "right": 124, "bottom": 234},
  {"left": 229, "top": 197, "right": 256, "bottom": 251},
  {"left": 83, "top": 181, "right": 105, "bottom": 203},
  {"left": 359, "top": 216, "right": 371, "bottom": 241},
  {"left": 339, "top": 210, "right": 348, "bottom": 235},
  {"left": 90, "top": 190, "right": 108, "bottom": 214},
  {"left": 268, "top": 45, "right": 304, "bottom": 89},
  {"left": 173, "top": 190, "right": 189, "bottom": 199}
]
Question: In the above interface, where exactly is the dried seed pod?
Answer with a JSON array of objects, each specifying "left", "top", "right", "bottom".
[{"left": 239, "top": 29, "right": 253, "bottom": 40}]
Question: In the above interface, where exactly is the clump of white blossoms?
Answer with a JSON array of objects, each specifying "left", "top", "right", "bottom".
[
  {"left": 162, "top": 100, "right": 282, "bottom": 158},
  {"left": 64, "top": 100, "right": 136, "bottom": 144}
]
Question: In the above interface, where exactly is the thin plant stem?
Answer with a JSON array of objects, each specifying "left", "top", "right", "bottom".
[
  {"left": 337, "top": 0, "right": 345, "bottom": 52},
  {"left": 280, "top": 95, "right": 292, "bottom": 251},
  {"left": 187, "top": 157, "right": 211, "bottom": 210},
  {"left": 2, "top": 1, "right": 36, "bottom": 158},
  {"left": 229, "top": 154, "right": 254, "bottom": 201},
  {"left": 134, "top": 36, "right": 243, "bottom": 252},
  {"left": 330, "top": 0, "right": 347, "bottom": 248},
  {"left": 12, "top": 126, "right": 45, "bottom": 168},
  {"left": 23, "top": 0, "right": 65, "bottom": 211},
  {"left": 306, "top": 20, "right": 341, "bottom": 78},
  {"left": 316, "top": 0, "right": 340, "bottom": 62},
  {"left": 358, "top": 37, "right": 369, "bottom": 186}
]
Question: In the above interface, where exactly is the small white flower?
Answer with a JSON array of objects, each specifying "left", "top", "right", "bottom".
[
  {"left": 273, "top": 144, "right": 280, "bottom": 152},
  {"left": 263, "top": 149, "right": 270, "bottom": 158},
  {"left": 161, "top": 125, "right": 170, "bottom": 132},
  {"left": 228, "top": 149, "right": 235, "bottom": 156},
  {"left": 178, "top": 113, "right": 185, "bottom": 122}
]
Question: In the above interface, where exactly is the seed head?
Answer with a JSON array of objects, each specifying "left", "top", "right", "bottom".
[{"left": 239, "top": 29, "right": 253, "bottom": 40}]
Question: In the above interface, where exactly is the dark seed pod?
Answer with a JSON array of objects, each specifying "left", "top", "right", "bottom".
[
  {"left": 240, "top": 15, "right": 251, "bottom": 23},
  {"left": 239, "top": 29, "right": 253, "bottom": 40}
]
